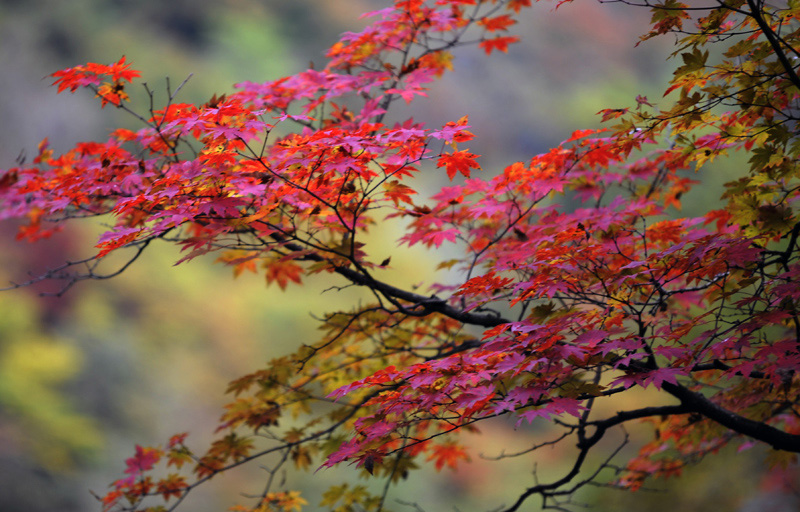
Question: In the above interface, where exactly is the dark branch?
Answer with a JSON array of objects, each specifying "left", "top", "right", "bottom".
[
  {"left": 662, "top": 381, "right": 800, "bottom": 452},
  {"left": 500, "top": 404, "right": 692, "bottom": 512}
]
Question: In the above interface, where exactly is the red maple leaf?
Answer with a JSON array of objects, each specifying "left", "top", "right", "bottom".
[
  {"left": 437, "top": 150, "right": 481, "bottom": 180},
  {"left": 479, "top": 35, "right": 520, "bottom": 54},
  {"left": 427, "top": 442, "right": 470, "bottom": 471}
]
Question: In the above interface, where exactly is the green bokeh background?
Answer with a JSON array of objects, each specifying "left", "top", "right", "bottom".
[{"left": 0, "top": 1, "right": 788, "bottom": 511}]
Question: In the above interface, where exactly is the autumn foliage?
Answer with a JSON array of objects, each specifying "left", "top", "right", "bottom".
[{"left": 3, "top": 0, "right": 800, "bottom": 510}]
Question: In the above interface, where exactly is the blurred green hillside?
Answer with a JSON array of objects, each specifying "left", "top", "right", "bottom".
[{"left": 0, "top": 2, "right": 769, "bottom": 512}]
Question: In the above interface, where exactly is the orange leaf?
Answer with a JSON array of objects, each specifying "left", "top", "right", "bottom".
[
  {"left": 507, "top": 0, "right": 532, "bottom": 13},
  {"left": 427, "top": 441, "right": 470, "bottom": 471},
  {"left": 437, "top": 150, "right": 481, "bottom": 180},
  {"left": 479, "top": 14, "right": 516, "bottom": 32},
  {"left": 479, "top": 35, "right": 520, "bottom": 55},
  {"left": 265, "top": 259, "right": 304, "bottom": 290}
]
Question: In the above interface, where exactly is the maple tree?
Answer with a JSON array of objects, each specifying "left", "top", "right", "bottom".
[{"left": 2, "top": 0, "right": 800, "bottom": 510}]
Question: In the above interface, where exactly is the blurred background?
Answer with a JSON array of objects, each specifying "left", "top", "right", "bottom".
[{"left": 0, "top": 1, "right": 788, "bottom": 511}]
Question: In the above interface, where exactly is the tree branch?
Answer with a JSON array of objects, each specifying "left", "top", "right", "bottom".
[
  {"left": 743, "top": 0, "right": 800, "bottom": 91},
  {"left": 500, "top": 404, "right": 692, "bottom": 512},
  {"left": 662, "top": 381, "right": 800, "bottom": 452}
]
